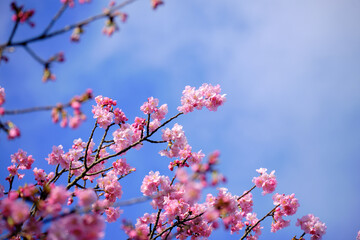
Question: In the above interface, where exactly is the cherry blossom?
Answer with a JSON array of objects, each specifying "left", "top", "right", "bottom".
[
  {"left": 296, "top": 214, "right": 327, "bottom": 240},
  {"left": 252, "top": 168, "right": 277, "bottom": 195}
]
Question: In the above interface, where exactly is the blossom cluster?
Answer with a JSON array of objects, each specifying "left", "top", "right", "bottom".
[
  {"left": 0, "top": 86, "right": 21, "bottom": 139},
  {"left": 177, "top": 83, "right": 226, "bottom": 113},
  {"left": 252, "top": 168, "right": 277, "bottom": 195},
  {"left": 92, "top": 95, "right": 127, "bottom": 129},
  {"left": 7, "top": 149, "right": 34, "bottom": 180},
  {"left": 51, "top": 89, "right": 93, "bottom": 128},
  {"left": 10, "top": 2, "right": 35, "bottom": 27},
  {"left": 102, "top": 2, "right": 128, "bottom": 37},
  {"left": 271, "top": 193, "right": 300, "bottom": 232},
  {"left": 42, "top": 52, "right": 66, "bottom": 82},
  {"left": 296, "top": 214, "right": 327, "bottom": 240}
]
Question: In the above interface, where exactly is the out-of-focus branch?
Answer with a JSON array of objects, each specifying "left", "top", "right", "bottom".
[
  {"left": 0, "top": 0, "right": 137, "bottom": 48},
  {"left": 3, "top": 103, "right": 70, "bottom": 115},
  {"left": 23, "top": 44, "right": 47, "bottom": 64},
  {"left": 42, "top": 2, "right": 69, "bottom": 35}
]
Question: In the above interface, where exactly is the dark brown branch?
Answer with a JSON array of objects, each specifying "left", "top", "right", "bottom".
[
  {"left": 240, "top": 204, "right": 280, "bottom": 240},
  {"left": 84, "top": 122, "right": 98, "bottom": 169},
  {"left": 7, "top": 19, "right": 20, "bottom": 45},
  {"left": 66, "top": 112, "right": 183, "bottom": 190},
  {"left": 23, "top": 44, "right": 47, "bottom": 65},
  {"left": 144, "top": 139, "right": 167, "bottom": 144},
  {"left": 237, "top": 185, "right": 256, "bottom": 201},
  {"left": 150, "top": 209, "right": 163, "bottom": 238},
  {"left": 151, "top": 212, "right": 205, "bottom": 240}
]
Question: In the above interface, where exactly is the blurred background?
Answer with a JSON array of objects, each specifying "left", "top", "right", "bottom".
[{"left": 1, "top": 0, "right": 360, "bottom": 239}]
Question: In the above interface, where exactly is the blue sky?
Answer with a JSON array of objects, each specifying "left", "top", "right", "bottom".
[{"left": 1, "top": 0, "right": 360, "bottom": 239}]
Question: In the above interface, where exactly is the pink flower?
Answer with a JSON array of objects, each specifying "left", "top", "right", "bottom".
[
  {"left": 33, "top": 167, "right": 50, "bottom": 186},
  {"left": 97, "top": 171, "right": 123, "bottom": 203},
  {"left": 244, "top": 213, "right": 262, "bottom": 239},
  {"left": 0, "top": 87, "right": 5, "bottom": 106},
  {"left": 77, "top": 189, "right": 97, "bottom": 208},
  {"left": 47, "top": 213, "right": 105, "bottom": 240},
  {"left": 296, "top": 214, "right": 327, "bottom": 240},
  {"left": 105, "top": 207, "right": 122, "bottom": 222},
  {"left": 7, "top": 122, "right": 21, "bottom": 139},
  {"left": 0, "top": 198, "right": 30, "bottom": 224},
  {"left": 92, "top": 105, "right": 114, "bottom": 128},
  {"left": 151, "top": 0, "right": 164, "bottom": 9},
  {"left": 271, "top": 193, "right": 300, "bottom": 232},
  {"left": 152, "top": 103, "right": 168, "bottom": 121},
  {"left": 177, "top": 84, "right": 226, "bottom": 114},
  {"left": 149, "top": 119, "right": 161, "bottom": 132},
  {"left": 238, "top": 191, "right": 253, "bottom": 216},
  {"left": 113, "top": 108, "right": 128, "bottom": 124},
  {"left": 160, "top": 123, "right": 188, "bottom": 158},
  {"left": 48, "top": 186, "right": 70, "bottom": 205},
  {"left": 42, "top": 67, "right": 56, "bottom": 82},
  {"left": 140, "top": 97, "right": 159, "bottom": 115},
  {"left": 11, "top": 149, "right": 34, "bottom": 170},
  {"left": 102, "top": 18, "right": 118, "bottom": 36},
  {"left": 252, "top": 168, "right": 277, "bottom": 195},
  {"left": 10, "top": 2, "right": 35, "bottom": 27},
  {"left": 112, "top": 158, "right": 132, "bottom": 176},
  {"left": 70, "top": 26, "right": 83, "bottom": 42},
  {"left": 46, "top": 145, "right": 69, "bottom": 168}
]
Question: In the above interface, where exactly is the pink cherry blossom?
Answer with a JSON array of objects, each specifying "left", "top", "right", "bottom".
[
  {"left": 47, "top": 213, "right": 105, "bottom": 240},
  {"left": 7, "top": 121, "right": 21, "bottom": 139},
  {"left": 113, "top": 108, "right": 128, "bottom": 124},
  {"left": 105, "top": 207, "right": 122, "bottom": 222},
  {"left": 0, "top": 87, "right": 5, "bottom": 106},
  {"left": 33, "top": 167, "right": 54, "bottom": 186},
  {"left": 271, "top": 193, "right": 300, "bottom": 232},
  {"left": 48, "top": 186, "right": 70, "bottom": 205},
  {"left": 160, "top": 123, "right": 188, "bottom": 158},
  {"left": 11, "top": 149, "right": 34, "bottom": 170},
  {"left": 177, "top": 84, "right": 226, "bottom": 114},
  {"left": 97, "top": 170, "right": 122, "bottom": 203},
  {"left": 252, "top": 168, "right": 277, "bottom": 195},
  {"left": 140, "top": 97, "right": 159, "bottom": 115},
  {"left": 152, "top": 103, "right": 168, "bottom": 121},
  {"left": 151, "top": 0, "right": 164, "bottom": 9},
  {"left": 112, "top": 158, "right": 133, "bottom": 176},
  {"left": 10, "top": 2, "right": 35, "bottom": 27},
  {"left": 296, "top": 214, "right": 327, "bottom": 240},
  {"left": 77, "top": 189, "right": 97, "bottom": 208}
]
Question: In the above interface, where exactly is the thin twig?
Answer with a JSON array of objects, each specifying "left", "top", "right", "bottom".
[
  {"left": 2, "top": 0, "right": 137, "bottom": 48},
  {"left": 150, "top": 209, "right": 163, "bottom": 238},
  {"left": 84, "top": 122, "right": 98, "bottom": 169},
  {"left": 240, "top": 204, "right": 280, "bottom": 240},
  {"left": 66, "top": 112, "right": 183, "bottom": 190},
  {"left": 114, "top": 196, "right": 151, "bottom": 207},
  {"left": 43, "top": 3, "right": 68, "bottom": 35},
  {"left": 144, "top": 139, "right": 167, "bottom": 144},
  {"left": 23, "top": 44, "right": 47, "bottom": 65},
  {"left": 7, "top": 19, "right": 20, "bottom": 45},
  {"left": 237, "top": 185, "right": 256, "bottom": 200},
  {"left": 4, "top": 103, "right": 71, "bottom": 115}
]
